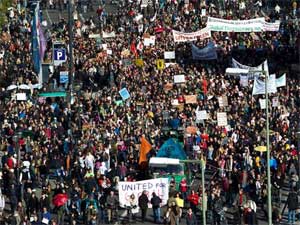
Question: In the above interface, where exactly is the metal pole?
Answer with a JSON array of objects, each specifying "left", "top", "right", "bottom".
[
  {"left": 297, "top": 122, "right": 300, "bottom": 179},
  {"left": 68, "top": 0, "right": 74, "bottom": 138},
  {"left": 201, "top": 159, "right": 206, "bottom": 225},
  {"left": 264, "top": 62, "right": 272, "bottom": 225},
  {"left": 180, "top": 159, "right": 206, "bottom": 225}
]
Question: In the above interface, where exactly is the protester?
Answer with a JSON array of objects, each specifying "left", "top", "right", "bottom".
[
  {"left": 0, "top": 0, "right": 299, "bottom": 224},
  {"left": 151, "top": 192, "right": 162, "bottom": 224}
]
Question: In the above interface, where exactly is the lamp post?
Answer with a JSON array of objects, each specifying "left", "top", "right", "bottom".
[
  {"left": 226, "top": 63, "right": 272, "bottom": 224},
  {"left": 263, "top": 62, "right": 272, "bottom": 225},
  {"left": 179, "top": 159, "right": 206, "bottom": 225},
  {"left": 297, "top": 122, "right": 300, "bottom": 179}
]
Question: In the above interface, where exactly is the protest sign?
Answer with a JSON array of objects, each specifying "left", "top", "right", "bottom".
[
  {"left": 217, "top": 112, "right": 228, "bottom": 126},
  {"left": 196, "top": 110, "right": 208, "bottom": 120},
  {"left": 102, "top": 31, "right": 116, "bottom": 38},
  {"left": 164, "top": 83, "right": 173, "bottom": 91},
  {"left": 171, "top": 99, "right": 179, "bottom": 106},
  {"left": 272, "top": 97, "right": 279, "bottom": 107},
  {"left": 164, "top": 51, "right": 176, "bottom": 59},
  {"left": 88, "top": 34, "right": 101, "bottom": 38},
  {"left": 16, "top": 93, "right": 27, "bottom": 101},
  {"left": 135, "top": 58, "right": 144, "bottom": 67},
  {"left": 218, "top": 96, "right": 228, "bottom": 107},
  {"left": 144, "top": 36, "right": 156, "bottom": 46},
  {"left": 106, "top": 49, "right": 112, "bottom": 55},
  {"left": 240, "top": 75, "right": 249, "bottom": 87},
  {"left": 156, "top": 59, "right": 165, "bottom": 70},
  {"left": 119, "top": 88, "right": 130, "bottom": 101},
  {"left": 119, "top": 178, "right": 169, "bottom": 207},
  {"left": 172, "top": 27, "right": 211, "bottom": 43},
  {"left": 184, "top": 95, "right": 197, "bottom": 104},
  {"left": 259, "top": 99, "right": 266, "bottom": 109},
  {"left": 174, "top": 75, "right": 185, "bottom": 83}
]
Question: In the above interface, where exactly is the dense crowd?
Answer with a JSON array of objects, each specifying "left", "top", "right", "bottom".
[{"left": 0, "top": 0, "right": 299, "bottom": 225}]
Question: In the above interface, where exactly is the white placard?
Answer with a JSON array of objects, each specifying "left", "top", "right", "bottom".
[
  {"left": 240, "top": 75, "right": 249, "bottom": 87},
  {"left": 217, "top": 112, "right": 228, "bottom": 126},
  {"left": 196, "top": 110, "right": 208, "bottom": 120},
  {"left": 259, "top": 99, "right": 266, "bottom": 109},
  {"left": 218, "top": 96, "right": 228, "bottom": 107},
  {"left": 171, "top": 99, "right": 179, "bottom": 106},
  {"left": 164, "top": 51, "right": 175, "bottom": 59},
  {"left": 272, "top": 97, "right": 279, "bottom": 107},
  {"left": 119, "top": 178, "right": 169, "bottom": 208},
  {"left": 174, "top": 75, "right": 185, "bottom": 83},
  {"left": 144, "top": 36, "right": 156, "bottom": 46},
  {"left": 101, "top": 44, "right": 107, "bottom": 50},
  {"left": 106, "top": 49, "right": 112, "bottom": 55},
  {"left": 16, "top": 93, "right": 27, "bottom": 101}
]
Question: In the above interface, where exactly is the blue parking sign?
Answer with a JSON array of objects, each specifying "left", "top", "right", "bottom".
[{"left": 53, "top": 48, "right": 66, "bottom": 65}]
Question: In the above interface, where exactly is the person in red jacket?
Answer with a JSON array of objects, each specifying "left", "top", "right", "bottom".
[
  {"left": 179, "top": 178, "right": 188, "bottom": 200},
  {"left": 187, "top": 190, "right": 199, "bottom": 213}
]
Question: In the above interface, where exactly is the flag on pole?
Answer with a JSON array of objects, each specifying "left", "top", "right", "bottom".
[
  {"left": 130, "top": 41, "right": 138, "bottom": 58},
  {"left": 139, "top": 136, "right": 152, "bottom": 164},
  {"left": 32, "top": 2, "right": 40, "bottom": 74}
]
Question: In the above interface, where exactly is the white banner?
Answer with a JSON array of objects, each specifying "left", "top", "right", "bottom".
[
  {"left": 102, "top": 31, "right": 116, "bottom": 38},
  {"left": 276, "top": 73, "right": 286, "bottom": 87},
  {"left": 174, "top": 75, "right": 185, "bottom": 83},
  {"left": 232, "top": 58, "right": 269, "bottom": 80},
  {"left": 119, "top": 178, "right": 169, "bottom": 208},
  {"left": 164, "top": 51, "right": 175, "bottom": 59},
  {"left": 217, "top": 112, "right": 228, "bottom": 126},
  {"left": 207, "top": 17, "right": 280, "bottom": 32},
  {"left": 172, "top": 27, "right": 211, "bottom": 43},
  {"left": 252, "top": 74, "right": 277, "bottom": 95}
]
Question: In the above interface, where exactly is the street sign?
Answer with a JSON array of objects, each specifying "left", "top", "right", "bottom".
[
  {"left": 53, "top": 48, "right": 67, "bottom": 66},
  {"left": 59, "top": 71, "right": 69, "bottom": 84}
]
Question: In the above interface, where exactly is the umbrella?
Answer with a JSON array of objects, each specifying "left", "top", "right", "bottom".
[
  {"left": 18, "top": 84, "right": 31, "bottom": 90},
  {"left": 186, "top": 126, "right": 198, "bottom": 134},
  {"left": 6, "top": 84, "right": 18, "bottom": 91},
  {"left": 255, "top": 146, "right": 267, "bottom": 152},
  {"left": 52, "top": 193, "right": 68, "bottom": 207}
]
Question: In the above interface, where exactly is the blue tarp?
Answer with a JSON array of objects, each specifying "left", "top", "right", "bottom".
[{"left": 157, "top": 138, "right": 187, "bottom": 160}]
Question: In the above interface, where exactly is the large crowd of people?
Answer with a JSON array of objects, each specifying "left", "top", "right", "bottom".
[{"left": 0, "top": 0, "right": 299, "bottom": 224}]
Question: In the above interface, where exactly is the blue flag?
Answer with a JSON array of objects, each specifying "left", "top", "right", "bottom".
[{"left": 192, "top": 42, "right": 218, "bottom": 60}]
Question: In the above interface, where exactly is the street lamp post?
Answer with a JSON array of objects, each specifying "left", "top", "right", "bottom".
[
  {"left": 297, "top": 122, "right": 300, "bottom": 179},
  {"left": 262, "top": 62, "right": 272, "bottom": 225},
  {"left": 226, "top": 63, "right": 272, "bottom": 224}
]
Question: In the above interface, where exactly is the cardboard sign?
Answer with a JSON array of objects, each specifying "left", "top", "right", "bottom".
[
  {"left": 156, "top": 59, "right": 165, "bottom": 70},
  {"left": 174, "top": 75, "right": 185, "bottom": 83},
  {"left": 164, "top": 83, "right": 173, "bottom": 91},
  {"left": 218, "top": 96, "right": 228, "bottom": 107},
  {"left": 217, "top": 112, "right": 228, "bottom": 126},
  {"left": 184, "top": 95, "right": 197, "bottom": 104}
]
